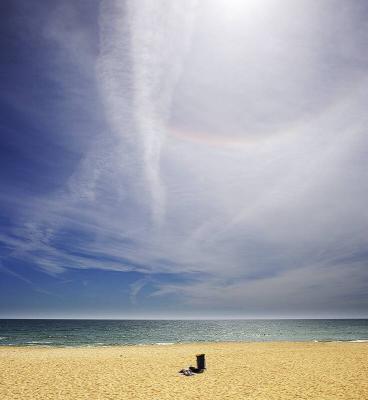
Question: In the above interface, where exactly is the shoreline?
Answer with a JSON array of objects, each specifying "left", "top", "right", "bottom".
[{"left": 1, "top": 338, "right": 368, "bottom": 348}]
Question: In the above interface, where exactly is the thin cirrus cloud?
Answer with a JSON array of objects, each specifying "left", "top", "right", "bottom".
[{"left": 1, "top": 0, "right": 368, "bottom": 317}]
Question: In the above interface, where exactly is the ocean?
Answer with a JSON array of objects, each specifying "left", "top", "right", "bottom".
[{"left": 0, "top": 319, "right": 367, "bottom": 347}]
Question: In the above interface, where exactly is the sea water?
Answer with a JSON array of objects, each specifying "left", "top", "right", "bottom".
[{"left": 0, "top": 319, "right": 367, "bottom": 347}]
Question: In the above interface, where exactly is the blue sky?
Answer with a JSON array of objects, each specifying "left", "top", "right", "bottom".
[{"left": 1, "top": 0, "right": 368, "bottom": 318}]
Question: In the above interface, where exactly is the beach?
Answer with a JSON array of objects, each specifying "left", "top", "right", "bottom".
[{"left": 0, "top": 342, "right": 367, "bottom": 399}]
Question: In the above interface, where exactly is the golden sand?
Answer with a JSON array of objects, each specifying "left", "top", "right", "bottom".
[{"left": 0, "top": 342, "right": 367, "bottom": 399}]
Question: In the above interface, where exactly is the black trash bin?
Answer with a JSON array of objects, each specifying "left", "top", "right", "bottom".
[{"left": 196, "top": 354, "right": 206, "bottom": 371}]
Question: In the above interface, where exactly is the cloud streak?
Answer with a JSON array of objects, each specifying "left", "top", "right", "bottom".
[{"left": 97, "top": 0, "right": 198, "bottom": 224}]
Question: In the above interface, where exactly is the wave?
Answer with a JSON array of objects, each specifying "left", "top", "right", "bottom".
[
  {"left": 25, "top": 341, "right": 53, "bottom": 345},
  {"left": 313, "top": 339, "right": 368, "bottom": 343},
  {"left": 155, "top": 342, "right": 175, "bottom": 345},
  {"left": 136, "top": 342, "right": 176, "bottom": 346}
]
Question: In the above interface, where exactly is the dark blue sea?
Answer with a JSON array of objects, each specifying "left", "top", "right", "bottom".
[{"left": 0, "top": 319, "right": 367, "bottom": 347}]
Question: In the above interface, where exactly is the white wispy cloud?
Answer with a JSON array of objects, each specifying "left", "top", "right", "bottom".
[{"left": 97, "top": 0, "right": 198, "bottom": 224}]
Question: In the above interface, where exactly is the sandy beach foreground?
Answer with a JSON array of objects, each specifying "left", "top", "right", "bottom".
[{"left": 0, "top": 342, "right": 367, "bottom": 399}]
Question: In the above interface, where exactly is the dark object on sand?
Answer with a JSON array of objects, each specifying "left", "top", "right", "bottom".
[
  {"left": 188, "top": 354, "right": 206, "bottom": 373},
  {"left": 179, "top": 353, "right": 206, "bottom": 376},
  {"left": 179, "top": 368, "right": 195, "bottom": 376},
  {"left": 197, "top": 354, "right": 206, "bottom": 371}
]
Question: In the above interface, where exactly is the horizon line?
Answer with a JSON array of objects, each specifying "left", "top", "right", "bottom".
[{"left": 1, "top": 317, "right": 367, "bottom": 320}]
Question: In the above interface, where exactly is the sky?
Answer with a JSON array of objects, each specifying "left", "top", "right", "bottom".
[{"left": 0, "top": 0, "right": 368, "bottom": 319}]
